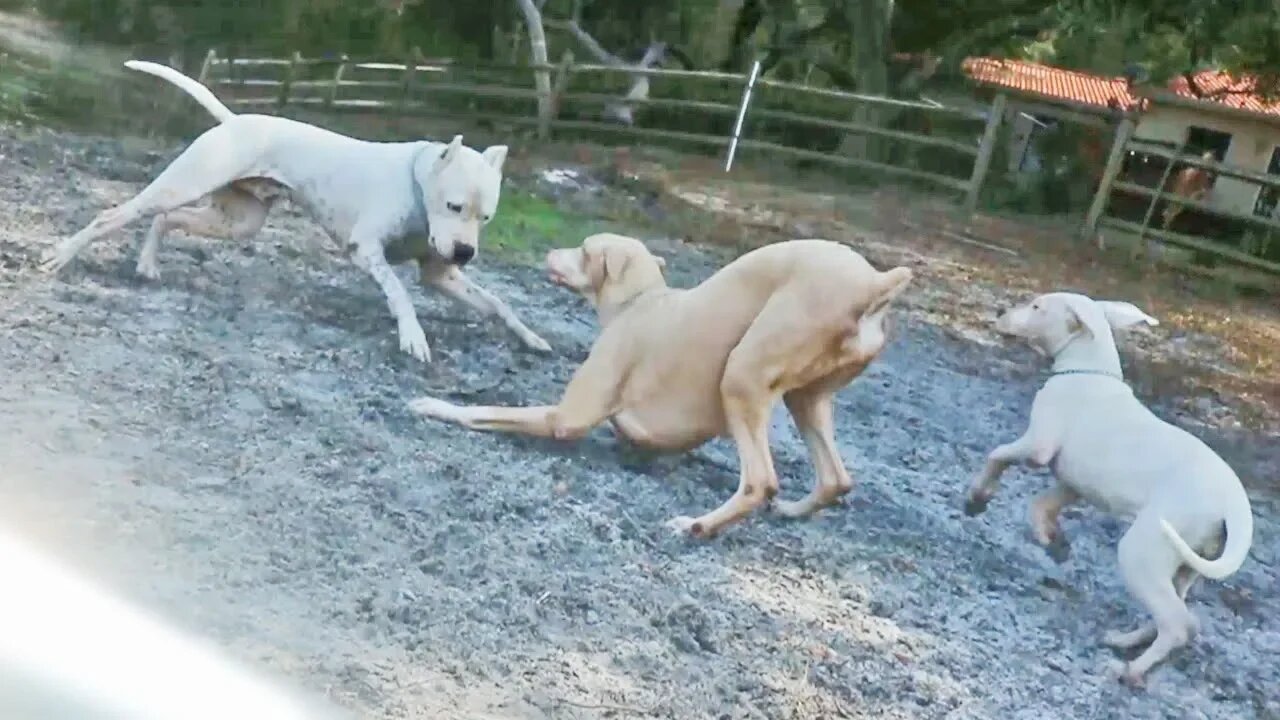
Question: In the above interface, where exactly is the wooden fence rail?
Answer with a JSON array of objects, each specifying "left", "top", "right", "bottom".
[
  {"left": 1082, "top": 118, "right": 1280, "bottom": 277},
  {"left": 197, "top": 50, "right": 1001, "bottom": 208}
]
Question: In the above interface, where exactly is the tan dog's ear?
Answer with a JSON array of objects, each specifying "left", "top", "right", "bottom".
[
  {"left": 585, "top": 244, "right": 630, "bottom": 289},
  {"left": 439, "top": 134, "right": 464, "bottom": 164},
  {"left": 1095, "top": 301, "right": 1158, "bottom": 330},
  {"left": 482, "top": 145, "right": 508, "bottom": 171}
]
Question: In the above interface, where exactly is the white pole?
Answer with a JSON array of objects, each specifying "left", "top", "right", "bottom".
[{"left": 724, "top": 59, "right": 762, "bottom": 173}]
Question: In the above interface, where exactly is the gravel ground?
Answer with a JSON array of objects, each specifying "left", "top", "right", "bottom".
[{"left": 0, "top": 124, "right": 1277, "bottom": 720}]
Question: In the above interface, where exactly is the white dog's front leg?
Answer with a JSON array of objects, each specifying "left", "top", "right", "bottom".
[
  {"left": 423, "top": 265, "right": 551, "bottom": 352},
  {"left": 352, "top": 239, "right": 431, "bottom": 362}
]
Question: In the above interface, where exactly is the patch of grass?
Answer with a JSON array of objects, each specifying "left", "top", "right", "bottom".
[{"left": 485, "top": 187, "right": 595, "bottom": 262}]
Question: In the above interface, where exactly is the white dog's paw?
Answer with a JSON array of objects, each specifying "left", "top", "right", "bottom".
[
  {"left": 522, "top": 331, "right": 552, "bottom": 353},
  {"left": 1104, "top": 659, "right": 1146, "bottom": 689},
  {"left": 135, "top": 256, "right": 162, "bottom": 281},
  {"left": 39, "top": 247, "right": 74, "bottom": 274},
  {"left": 398, "top": 322, "right": 432, "bottom": 363},
  {"left": 407, "top": 396, "right": 456, "bottom": 419}
]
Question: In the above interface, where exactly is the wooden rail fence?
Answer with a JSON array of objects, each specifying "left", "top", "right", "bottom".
[
  {"left": 1083, "top": 115, "right": 1280, "bottom": 277},
  {"left": 194, "top": 49, "right": 1004, "bottom": 210}
]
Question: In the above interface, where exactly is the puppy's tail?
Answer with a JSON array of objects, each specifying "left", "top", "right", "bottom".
[
  {"left": 124, "top": 60, "right": 235, "bottom": 123},
  {"left": 1158, "top": 491, "right": 1253, "bottom": 580}
]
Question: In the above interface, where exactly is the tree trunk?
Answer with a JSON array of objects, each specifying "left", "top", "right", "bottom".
[
  {"left": 514, "top": 0, "right": 553, "bottom": 138},
  {"left": 839, "top": 0, "right": 894, "bottom": 161},
  {"left": 693, "top": 0, "right": 747, "bottom": 68}
]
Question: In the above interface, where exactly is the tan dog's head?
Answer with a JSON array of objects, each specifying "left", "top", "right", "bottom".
[
  {"left": 413, "top": 134, "right": 508, "bottom": 266},
  {"left": 995, "top": 292, "right": 1158, "bottom": 357},
  {"left": 545, "top": 233, "right": 667, "bottom": 311}
]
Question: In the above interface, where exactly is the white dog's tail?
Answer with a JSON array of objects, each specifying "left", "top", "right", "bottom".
[
  {"left": 124, "top": 60, "right": 235, "bottom": 123},
  {"left": 1158, "top": 492, "right": 1253, "bottom": 580}
]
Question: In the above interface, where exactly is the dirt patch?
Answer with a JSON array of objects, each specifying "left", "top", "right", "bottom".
[{"left": 1, "top": 124, "right": 1278, "bottom": 720}]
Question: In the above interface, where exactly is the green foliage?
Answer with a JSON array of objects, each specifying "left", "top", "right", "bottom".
[{"left": 484, "top": 187, "right": 595, "bottom": 262}]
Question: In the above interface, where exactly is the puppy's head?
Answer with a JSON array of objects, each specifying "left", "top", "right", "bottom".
[
  {"left": 415, "top": 134, "right": 508, "bottom": 266},
  {"left": 995, "top": 292, "right": 1158, "bottom": 357},
  {"left": 545, "top": 233, "right": 667, "bottom": 308}
]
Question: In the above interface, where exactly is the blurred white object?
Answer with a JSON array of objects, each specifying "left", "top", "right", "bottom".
[{"left": 0, "top": 530, "right": 344, "bottom": 720}]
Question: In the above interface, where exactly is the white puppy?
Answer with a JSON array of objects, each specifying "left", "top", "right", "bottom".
[
  {"left": 965, "top": 292, "right": 1253, "bottom": 687},
  {"left": 41, "top": 61, "right": 550, "bottom": 362}
]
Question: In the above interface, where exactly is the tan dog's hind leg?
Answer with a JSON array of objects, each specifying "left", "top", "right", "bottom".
[
  {"left": 137, "top": 186, "right": 269, "bottom": 280},
  {"left": 775, "top": 385, "right": 853, "bottom": 518},
  {"left": 667, "top": 296, "right": 827, "bottom": 538}
]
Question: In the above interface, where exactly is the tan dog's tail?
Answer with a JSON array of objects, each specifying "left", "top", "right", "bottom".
[
  {"left": 1158, "top": 491, "right": 1253, "bottom": 580},
  {"left": 865, "top": 266, "right": 914, "bottom": 318},
  {"left": 124, "top": 60, "right": 235, "bottom": 123}
]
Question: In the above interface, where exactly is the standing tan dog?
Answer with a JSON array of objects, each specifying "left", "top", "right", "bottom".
[
  {"left": 408, "top": 234, "right": 913, "bottom": 538},
  {"left": 965, "top": 292, "right": 1254, "bottom": 686}
]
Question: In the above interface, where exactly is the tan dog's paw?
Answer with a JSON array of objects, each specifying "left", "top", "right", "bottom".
[
  {"left": 407, "top": 396, "right": 457, "bottom": 420},
  {"left": 664, "top": 516, "right": 706, "bottom": 538}
]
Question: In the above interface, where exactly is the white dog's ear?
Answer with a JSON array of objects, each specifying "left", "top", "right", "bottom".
[
  {"left": 1059, "top": 294, "right": 1111, "bottom": 340},
  {"left": 482, "top": 145, "right": 508, "bottom": 171},
  {"left": 439, "top": 134, "right": 464, "bottom": 163},
  {"left": 1095, "top": 301, "right": 1159, "bottom": 330},
  {"left": 653, "top": 255, "right": 666, "bottom": 271}
]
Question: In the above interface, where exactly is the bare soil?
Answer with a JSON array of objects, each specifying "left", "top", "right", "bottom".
[{"left": 1, "top": 124, "right": 1278, "bottom": 720}]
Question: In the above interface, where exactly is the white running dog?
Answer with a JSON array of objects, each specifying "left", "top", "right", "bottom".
[
  {"left": 41, "top": 61, "right": 550, "bottom": 362},
  {"left": 965, "top": 292, "right": 1254, "bottom": 686}
]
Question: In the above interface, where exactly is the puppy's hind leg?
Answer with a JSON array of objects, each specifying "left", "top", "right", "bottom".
[
  {"left": 137, "top": 186, "right": 270, "bottom": 280},
  {"left": 1105, "top": 533, "right": 1214, "bottom": 651},
  {"left": 44, "top": 125, "right": 253, "bottom": 274},
  {"left": 1110, "top": 514, "right": 1197, "bottom": 686}
]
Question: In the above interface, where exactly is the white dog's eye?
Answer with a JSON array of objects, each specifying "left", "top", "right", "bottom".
[
  {"left": 481, "top": 214, "right": 491, "bottom": 223},
  {"left": 447, "top": 202, "right": 463, "bottom": 213}
]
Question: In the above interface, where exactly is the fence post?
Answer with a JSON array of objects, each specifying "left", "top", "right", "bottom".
[
  {"left": 278, "top": 51, "right": 301, "bottom": 111},
  {"left": 327, "top": 54, "right": 349, "bottom": 109},
  {"left": 724, "top": 59, "right": 762, "bottom": 173},
  {"left": 1080, "top": 115, "right": 1137, "bottom": 240},
  {"left": 964, "top": 91, "right": 1007, "bottom": 213},
  {"left": 400, "top": 46, "right": 422, "bottom": 113},
  {"left": 196, "top": 48, "right": 216, "bottom": 85},
  {"left": 547, "top": 50, "right": 574, "bottom": 133},
  {"left": 1134, "top": 137, "right": 1187, "bottom": 258}
]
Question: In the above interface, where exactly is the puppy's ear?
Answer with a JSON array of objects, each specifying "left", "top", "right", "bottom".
[
  {"left": 1096, "top": 301, "right": 1158, "bottom": 331},
  {"left": 1059, "top": 294, "right": 1111, "bottom": 340},
  {"left": 653, "top": 255, "right": 667, "bottom": 272},
  {"left": 439, "top": 134, "right": 464, "bottom": 164},
  {"left": 482, "top": 145, "right": 508, "bottom": 171}
]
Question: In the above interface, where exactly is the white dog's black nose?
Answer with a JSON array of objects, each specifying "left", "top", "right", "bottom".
[{"left": 453, "top": 243, "right": 476, "bottom": 266}]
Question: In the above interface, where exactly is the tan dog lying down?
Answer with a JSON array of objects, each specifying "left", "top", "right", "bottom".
[{"left": 409, "top": 234, "right": 913, "bottom": 538}]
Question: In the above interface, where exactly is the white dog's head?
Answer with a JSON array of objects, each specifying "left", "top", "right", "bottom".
[
  {"left": 414, "top": 134, "right": 508, "bottom": 266},
  {"left": 994, "top": 292, "right": 1158, "bottom": 357},
  {"left": 545, "top": 233, "right": 667, "bottom": 312}
]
